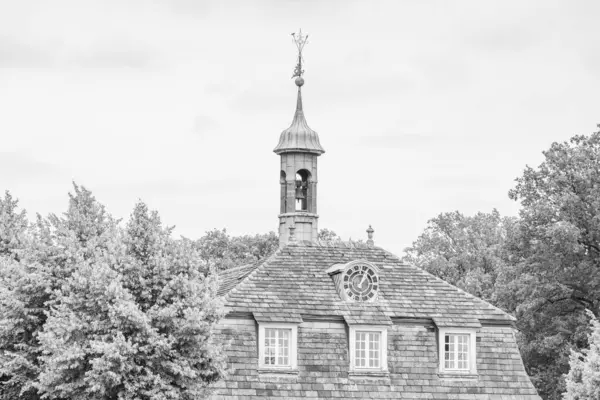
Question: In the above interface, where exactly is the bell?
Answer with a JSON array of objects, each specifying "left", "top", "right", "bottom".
[{"left": 295, "top": 187, "right": 306, "bottom": 199}]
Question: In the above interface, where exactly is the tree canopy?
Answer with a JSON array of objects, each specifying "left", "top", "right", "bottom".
[
  {"left": 0, "top": 185, "right": 226, "bottom": 400},
  {"left": 564, "top": 310, "right": 600, "bottom": 400},
  {"left": 405, "top": 126, "right": 600, "bottom": 399}
]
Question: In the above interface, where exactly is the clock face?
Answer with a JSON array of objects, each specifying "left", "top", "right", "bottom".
[{"left": 343, "top": 264, "right": 379, "bottom": 302}]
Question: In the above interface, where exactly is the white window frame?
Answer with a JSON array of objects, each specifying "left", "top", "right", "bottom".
[
  {"left": 438, "top": 327, "right": 477, "bottom": 375},
  {"left": 349, "top": 325, "right": 388, "bottom": 372},
  {"left": 258, "top": 322, "right": 298, "bottom": 370}
]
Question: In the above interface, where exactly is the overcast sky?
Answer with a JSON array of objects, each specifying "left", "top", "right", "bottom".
[{"left": 1, "top": 0, "right": 599, "bottom": 256}]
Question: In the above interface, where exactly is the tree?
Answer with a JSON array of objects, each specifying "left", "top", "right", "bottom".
[
  {"left": 317, "top": 228, "right": 341, "bottom": 242},
  {"left": 0, "top": 183, "right": 118, "bottom": 400},
  {"left": 196, "top": 228, "right": 278, "bottom": 271},
  {"left": 0, "top": 191, "right": 28, "bottom": 259},
  {"left": 508, "top": 127, "right": 600, "bottom": 399},
  {"left": 402, "top": 209, "right": 517, "bottom": 303},
  {"left": 564, "top": 310, "right": 600, "bottom": 399},
  {"left": 36, "top": 199, "right": 226, "bottom": 399},
  {"left": 0, "top": 187, "right": 227, "bottom": 399}
]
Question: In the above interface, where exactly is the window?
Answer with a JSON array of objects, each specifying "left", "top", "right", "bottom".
[
  {"left": 264, "top": 328, "right": 290, "bottom": 366},
  {"left": 349, "top": 326, "right": 388, "bottom": 372},
  {"left": 258, "top": 323, "right": 298, "bottom": 370},
  {"left": 355, "top": 331, "right": 380, "bottom": 368},
  {"left": 444, "top": 334, "right": 469, "bottom": 370},
  {"left": 438, "top": 328, "right": 477, "bottom": 375}
]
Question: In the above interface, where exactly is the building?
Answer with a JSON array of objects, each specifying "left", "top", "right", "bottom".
[{"left": 211, "top": 32, "right": 540, "bottom": 399}]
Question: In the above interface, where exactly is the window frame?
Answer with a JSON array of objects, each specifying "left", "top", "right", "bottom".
[
  {"left": 437, "top": 327, "right": 477, "bottom": 375},
  {"left": 348, "top": 325, "right": 388, "bottom": 372},
  {"left": 258, "top": 322, "right": 298, "bottom": 370}
]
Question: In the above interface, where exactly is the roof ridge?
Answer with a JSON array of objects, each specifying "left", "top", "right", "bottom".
[
  {"left": 309, "top": 240, "right": 373, "bottom": 249},
  {"left": 219, "top": 262, "right": 257, "bottom": 274}
]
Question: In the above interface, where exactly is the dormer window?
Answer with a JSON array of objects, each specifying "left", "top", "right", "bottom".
[
  {"left": 355, "top": 330, "right": 381, "bottom": 368},
  {"left": 444, "top": 333, "right": 470, "bottom": 370},
  {"left": 295, "top": 169, "right": 310, "bottom": 211},
  {"left": 437, "top": 328, "right": 477, "bottom": 375},
  {"left": 257, "top": 322, "right": 298, "bottom": 371},
  {"left": 264, "top": 328, "right": 290, "bottom": 366},
  {"left": 349, "top": 325, "right": 388, "bottom": 374}
]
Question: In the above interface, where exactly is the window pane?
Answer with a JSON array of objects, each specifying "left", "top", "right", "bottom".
[
  {"left": 264, "top": 328, "right": 291, "bottom": 367},
  {"left": 356, "top": 331, "right": 381, "bottom": 369},
  {"left": 444, "top": 334, "right": 470, "bottom": 371},
  {"left": 356, "top": 332, "right": 366, "bottom": 367}
]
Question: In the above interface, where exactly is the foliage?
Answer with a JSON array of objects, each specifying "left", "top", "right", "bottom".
[
  {"left": 564, "top": 310, "right": 600, "bottom": 399},
  {"left": 405, "top": 127, "right": 600, "bottom": 399},
  {"left": 403, "top": 209, "right": 517, "bottom": 303},
  {"left": 509, "top": 129, "right": 600, "bottom": 315},
  {"left": 194, "top": 228, "right": 341, "bottom": 272},
  {"left": 0, "top": 186, "right": 226, "bottom": 399},
  {"left": 317, "top": 228, "right": 341, "bottom": 242},
  {"left": 508, "top": 128, "right": 600, "bottom": 399},
  {"left": 0, "top": 191, "right": 28, "bottom": 259},
  {"left": 195, "top": 228, "right": 279, "bottom": 271}
]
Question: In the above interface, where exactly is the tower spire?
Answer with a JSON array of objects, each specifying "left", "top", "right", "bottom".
[
  {"left": 274, "top": 29, "right": 324, "bottom": 156},
  {"left": 275, "top": 30, "right": 324, "bottom": 245}
]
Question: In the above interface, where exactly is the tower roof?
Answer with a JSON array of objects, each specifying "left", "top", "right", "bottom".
[
  {"left": 274, "top": 30, "right": 325, "bottom": 156},
  {"left": 273, "top": 80, "right": 325, "bottom": 155}
]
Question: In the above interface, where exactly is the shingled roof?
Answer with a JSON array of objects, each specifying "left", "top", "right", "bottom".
[
  {"left": 216, "top": 262, "right": 259, "bottom": 297},
  {"left": 213, "top": 240, "right": 540, "bottom": 399},
  {"left": 219, "top": 240, "right": 514, "bottom": 325}
]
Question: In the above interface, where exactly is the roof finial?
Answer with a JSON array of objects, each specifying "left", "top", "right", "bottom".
[
  {"left": 366, "top": 225, "right": 375, "bottom": 248},
  {"left": 291, "top": 29, "right": 308, "bottom": 87}
]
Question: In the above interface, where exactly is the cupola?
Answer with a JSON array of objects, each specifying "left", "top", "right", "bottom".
[{"left": 275, "top": 30, "right": 324, "bottom": 245}]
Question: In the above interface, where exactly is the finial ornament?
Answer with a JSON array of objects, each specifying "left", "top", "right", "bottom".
[
  {"left": 366, "top": 225, "right": 374, "bottom": 247},
  {"left": 291, "top": 29, "right": 309, "bottom": 84}
]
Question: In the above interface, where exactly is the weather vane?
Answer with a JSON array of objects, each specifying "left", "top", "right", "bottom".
[{"left": 291, "top": 29, "right": 309, "bottom": 80}]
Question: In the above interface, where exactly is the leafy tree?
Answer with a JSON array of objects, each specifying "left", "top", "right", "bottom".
[
  {"left": 563, "top": 310, "right": 600, "bottom": 400},
  {"left": 403, "top": 209, "right": 517, "bottom": 303},
  {"left": 0, "top": 183, "right": 115, "bottom": 400},
  {"left": 508, "top": 127, "right": 600, "bottom": 399},
  {"left": 317, "top": 228, "right": 341, "bottom": 242},
  {"left": 0, "top": 255, "right": 48, "bottom": 400},
  {"left": 0, "top": 191, "right": 28, "bottom": 259},
  {"left": 509, "top": 128, "right": 600, "bottom": 314},
  {"left": 196, "top": 228, "right": 278, "bottom": 271},
  {"left": 36, "top": 199, "right": 226, "bottom": 400},
  {"left": 0, "top": 187, "right": 227, "bottom": 400}
]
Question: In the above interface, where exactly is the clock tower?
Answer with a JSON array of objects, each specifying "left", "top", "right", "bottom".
[{"left": 274, "top": 29, "right": 324, "bottom": 245}]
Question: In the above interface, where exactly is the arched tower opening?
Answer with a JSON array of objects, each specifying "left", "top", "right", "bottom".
[
  {"left": 295, "top": 169, "right": 310, "bottom": 211},
  {"left": 280, "top": 171, "right": 287, "bottom": 213}
]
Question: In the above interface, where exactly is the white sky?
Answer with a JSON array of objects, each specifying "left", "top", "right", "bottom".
[{"left": 1, "top": 0, "right": 599, "bottom": 256}]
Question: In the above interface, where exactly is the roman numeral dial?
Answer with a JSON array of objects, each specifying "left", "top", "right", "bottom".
[{"left": 342, "top": 264, "right": 379, "bottom": 302}]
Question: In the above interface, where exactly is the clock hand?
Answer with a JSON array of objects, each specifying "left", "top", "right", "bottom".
[{"left": 359, "top": 273, "right": 367, "bottom": 287}]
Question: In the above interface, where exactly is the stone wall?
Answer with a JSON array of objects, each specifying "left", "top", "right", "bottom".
[{"left": 209, "top": 318, "right": 540, "bottom": 399}]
